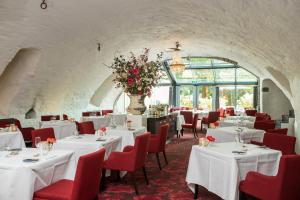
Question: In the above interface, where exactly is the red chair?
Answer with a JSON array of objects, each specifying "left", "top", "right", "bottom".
[
  {"left": 63, "top": 114, "right": 68, "bottom": 120},
  {"left": 251, "top": 133, "right": 296, "bottom": 155},
  {"left": 254, "top": 120, "right": 275, "bottom": 131},
  {"left": 31, "top": 128, "right": 55, "bottom": 147},
  {"left": 245, "top": 109, "right": 257, "bottom": 116},
  {"left": 78, "top": 121, "right": 95, "bottom": 134},
  {"left": 201, "top": 111, "right": 220, "bottom": 131},
  {"left": 255, "top": 112, "right": 271, "bottom": 121},
  {"left": 102, "top": 133, "right": 150, "bottom": 195},
  {"left": 239, "top": 155, "right": 300, "bottom": 200},
  {"left": 33, "top": 148, "right": 106, "bottom": 200},
  {"left": 180, "top": 111, "right": 193, "bottom": 124},
  {"left": 267, "top": 128, "right": 288, "bottom": 135},
  {"left": 102, "top": 110, "right": 113, "bottom": 116},
  {"left": 181, "top": 113, "right": 199, "bottom": 138},
  {"left": 217, "top": 108, "right": 226, "bottom": 118},
  {"left": 82, "top": 112, "right": 91, "bottom": 117},
  {"left": 41, "top": 115, "right": 60, "bottom": 121},
  {"left": 148, "top": 124, "right": 169, "bottom": 170},
  {"left": 226, "top": 107, "right": 235, "bottom": 116}
]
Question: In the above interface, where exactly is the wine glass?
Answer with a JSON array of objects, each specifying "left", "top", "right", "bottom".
[{"left": 35, "top": 137, "right": 43, "bottom": 156}]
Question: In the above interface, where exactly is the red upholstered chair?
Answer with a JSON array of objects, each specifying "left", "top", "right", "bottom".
[
  {"left": 82, "top": 112, "right": 91, "bottom": 117},
  {"left": 14, "top": 119, "right": 35, "bottom": 145},
  {"left": 255, "top": 112, "right": 271, "bottom": 121},
  {"left": 63, "top": 114, "right": 68, "bottom": 120},
  {"left": 251, "top": 133, "right": 296, "bottom": 155},
  {"left": 267, "top": 128, "right": 288, "bottom": 135},
  {"left": 102, "top": 110, "right": 113, "bottom": 116},
  {"left": 239, "top": 155, "right": 300, "bottom": 200},
  {"left": 102, "top": 133, "right": 151, "bottom": 195},
  {"left": 181, "top": 113, "right": 199, "bottom": 138},
  {"left": 217, "top": 108, "right": 226, "bottom": 118},
  {"left": 180, "top": 111, "right": 193, "bottom": 124},
  {"left": 245, "top": 109, "right": 257, "bottom": 116},
  {"left": 41, "top": 115, "right": 60, "bottom": 121},
  {"left": 148, "top": 124, "right": 169, "bottom": 170},
  {"left": 31, "top": 128, "right": 55, "bottom": 148},
  {"left": 225, "top": 107, "right": 235, "bottom": 116},
  {"left": 78, "top": 121, "right": 95, "bottom": 134},
  {"left": 254, "top": 120, "right": 275, "bottom": 131},
  {"left": 33, "top": 149, "right": 106, "bottom": 200},
  {"left": 201, "top": 111, "right": 220, "bottom": 131}
]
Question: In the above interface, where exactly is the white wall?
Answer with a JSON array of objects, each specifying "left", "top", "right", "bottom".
[{"left": 262, "top": 79, "right": 293, "bottom": 120}]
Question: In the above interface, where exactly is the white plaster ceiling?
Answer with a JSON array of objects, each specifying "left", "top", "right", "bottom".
[{"left": 0, "top": 0, "right": 299, "bottom": 118}]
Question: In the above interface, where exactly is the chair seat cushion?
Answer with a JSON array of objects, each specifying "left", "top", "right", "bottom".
[
  {"left": 202, "top": 117, "right": 208, "bottom": 124},
  {"left": 182, "top": 124, "right": 193, "bottom": 128},
  {"left": 148, "top": 137, "right": 160, "bottom": 153},
  {"left": 33, "top": 179, "right": 73, "bottom": 200}
]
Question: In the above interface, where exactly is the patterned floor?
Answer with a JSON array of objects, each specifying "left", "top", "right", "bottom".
[{"left": 99, "top": 132, "right": 222, "bottom": 200}]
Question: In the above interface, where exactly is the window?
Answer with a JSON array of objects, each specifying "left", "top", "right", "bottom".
[
  {"left": 179, "top": 86, "right": 194, "bottom": 108},
  {"left": 198, "top": 86, "right": 213, "bottom": 110},
  {"left": 146, "top": 86, "right": 170, "bottom": 106},
  {"left": 219, "top": 86, "right": 236, "bottom": 108},
  {"left": 236, "top": 86, "right": 254, "bottom": 111}
]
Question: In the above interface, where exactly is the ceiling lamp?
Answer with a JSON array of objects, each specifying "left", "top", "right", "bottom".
[{"left": 169, "top": 42, "right": 185, "bottom": 73}]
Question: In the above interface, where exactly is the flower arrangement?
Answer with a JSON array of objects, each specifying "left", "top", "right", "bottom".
[
  {"left": 206, "top": 136, "right": 216, "bottom": 142},
  {"left": 110, "top": 48, "right": 163, "bottom": 97},
  {"left": 46, "top": 138, "right": 56, "bottom": 144},
  {"left": 45, "top": 138, "right": 56, "bottom": 152},
  {"left": 199, "top": 136, "right": 216, "bottom": 147}
]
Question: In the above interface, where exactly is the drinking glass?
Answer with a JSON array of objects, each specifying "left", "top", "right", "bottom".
[{"left": 35, "top": 137, "right": 43, "bottom": 156}]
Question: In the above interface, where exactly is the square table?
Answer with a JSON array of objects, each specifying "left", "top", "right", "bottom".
[
  {"left": 53, "top": 134, "right": 122, "bottom": 162},
  {"left": 81, "top": 116, "right": 110, "bottom": 130},
  {"left": 40, "top": 120, "right": 77, "bottom": 139},
  {"left": 226, "top": 116, "right": 256, "bottom": 122},
  {"left": 0, "top": 148, "right": 75, "bottom": 200},
  {"left": 186, "top": 142, "right": 281, "bottom": 200},
  {"left": 106, "top": 126, "right": 147, "bottom": 150},
  {"left": 0, "top": 128, "right": 26, "bottom": 149},
  {"left": 219, "top": 119, "right": 254, "bottom": 129},
  {"left": 206, "top": 126, "right": 265, "bottom": 143}
]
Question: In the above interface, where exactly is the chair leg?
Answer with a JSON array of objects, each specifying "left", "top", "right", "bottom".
[
  {"left": 163, "top": 150, "right": 168, "bottom": 165},
  {"left": 194, "top": 184, "right": 198, "bottom": 199},
  {"left": 100, "top": 168, "right": 106, "bottom": 191},
  {"left": 239, "top": 191, "right": 247, "bottom": 200},
  {"left": 116, "top": 170, "right": 121, "bottom": 182},
  {"left": 142, "top": 166, "right": 149, "bottom": 185},
  {"left": 180, "top": 128, "right": 184, "bottom": 136},
  {"left": 200, "top": 122, "right": 203, "bottom": 131},
  {"left": 131, "top": 172, "right": 139, "bottom": 195},
  {"left": 155, "top": 153, "right": 162, "bottom": 170},
  {"left": 194, "top": 128, "right": 198, "bottom": 138}
]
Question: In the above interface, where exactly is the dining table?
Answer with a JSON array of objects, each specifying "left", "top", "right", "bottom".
[
  {"left": 226, "top": 116, "right": 256, "bottom": 122},
  {"left": 0, "top": 128, "right": 26, "bottom": 149},
  {"left": 186, "top": 142, "right": 281, "bottom": 200},
  {"left": 0, "top": 148, "right": 75, "bottom": 200},
  {"left": 40, "top": 120, "right": 77, "bottom": 139},
  {"left": 219, "top": 119, "right": 254, "bottom": 129},
  {"left": 206, "top": 126, "right": 265, "bottom": 143}
]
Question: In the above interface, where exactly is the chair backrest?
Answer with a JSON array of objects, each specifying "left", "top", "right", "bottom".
[
  {"left": 254, "top": 120, "right": 275, "bottom": 131},
  {"left": 263, "top": 133, "right": 296, "bottom": 155},
  {"left": 63, "top": 114, "right": 68, "bottom": 120},
  {"left": 82, "top": 112, "right": 90, "bottom": 117},
  {"left": 31, "top": 128, "right": 55, "bottom": 147},
  {"left": 41, "top": 115, "right": 60, "bottom": 121},
  {"left": 267, "top": 128, "right": 288, "bottom": 135},
  {"left": 102, "top": 110, "right": 113, "bottom": 116},
  {"left": 180, "top": 111, "right": 193, "bottom": 124},
  {"left": 0, "top": 118, "right": 15, "bottom": 128},
  {"left": 78, "top": 121, "right": 95, "bottom": 134},
  {"left": 208, "top": 111, "right": 220, "bottom": 123},
  {"left": 274, "top": 155, "right": 300, "bottom": 200},
  {"left": 158, "top": 124, "right": 169, "bottom": 151},
  {"left": 217, "top": 108, "right": 226, "bottom": 118},
  {"left": 71, "top": 149, "right": 106, "bottom": 200},
  {"left": 245, "top": 109, "right": 257, "bottom": 116},
  {"left": 192, "top": 113, "right": 199, "bottom": 128},
  {"left": 132, "top": 133, "right": 150, "bottom": 170},
  {"left": 226, "top": 107, "right": 235, "bottom": 116}
]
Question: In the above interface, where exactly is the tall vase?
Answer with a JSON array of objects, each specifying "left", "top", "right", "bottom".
[{"left": 127, "top": 94, "right": 146, "bottom": 115}]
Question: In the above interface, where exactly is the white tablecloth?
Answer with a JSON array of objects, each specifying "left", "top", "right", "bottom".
[
  {"left": 226, "top": 116, "right": 256, "bottom": 122},
  {"left": 176, "top": 115, "right": 185, "bottom": 131},
  {"left": 0, "top": 148, "right": 75, "bottom": 200},
  {"left": 106, "top": 126, "right": 146, "bottom": 150},
  {"left": 0, "top": 129, "right": 26, "bottom": 149},
  {"left": 186, "top": 142, "right": 281, "bottom": 200},
  {"left": 40, "top": 121, "right": 77, "bottom": 139},
  {"left": 207, "top": 126, "right": 265, "bottom": 143},
  {"left": 108, "top": 113, "right": 127, "bottom": 126},
  {"left": 53, "top": 134, "right": 122, "bottom": 162},
  {"left": 81, "top": 116, "right": 110, "bottom": 130},
  {"left": 219, "top": 119, "right": 254, "bottom": 129}
]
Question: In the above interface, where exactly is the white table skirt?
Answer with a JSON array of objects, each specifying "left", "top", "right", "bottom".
[
  {"left": 106, "top": 126, "right": 146, "bottom": 150},
  {"left": 219, "top": 120, "right": 254, "bottom": 129},
  {"left": 81, "top": 116, "right": 110, "bottom": 130},
  {"left": 186, "top": 143, "right": 281, "bottom": 200},
  {"left": 176, "top": 115, "right": 185, "bottom": 131},
  {"left": 207, "top": 126, "right": 265, "bottom": 143},
  {"left": 0, "top": 129, "right": 26, "bottom": 149},
  {"left": 40, "top": 121, "right": 77, "bottom": 139},
  {"left": 226, "top": 116, "right": 256, "bottom": 122},
  {"left": 53, "top": 134, "right": 122, "bottom": 162},
  {"left": 0, "top": 148, "right": 75, "bottom": 200}
]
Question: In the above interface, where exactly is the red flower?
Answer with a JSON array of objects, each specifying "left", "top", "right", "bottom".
[
  {"left": 127, "top": 78, "right": 135, "bottom": 86},
  {"left": 100, "top": 127, "right": 107, "bottom": 132},
  {"left": 206, "top": 136, "right": 215, "bottom": 142},
  {"left": 47, "top": 138, "right": 56, "bottom": 143},
  {"left": 132, "top": 68, "right": 139, "bottom": 75}
]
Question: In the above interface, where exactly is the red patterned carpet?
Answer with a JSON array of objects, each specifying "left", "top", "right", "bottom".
[{"left": 99, "top": 132, "right": 222, "bottom": 200}]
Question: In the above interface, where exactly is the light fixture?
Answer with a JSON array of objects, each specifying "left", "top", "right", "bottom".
[{"left": 169, "top": 42, "right": 185, "bottom": 73}]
